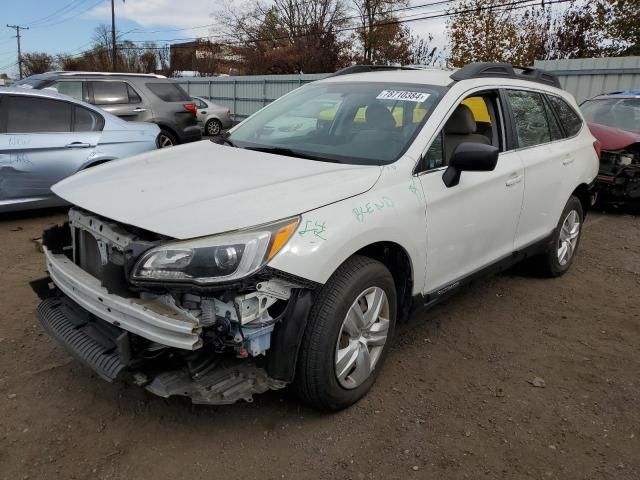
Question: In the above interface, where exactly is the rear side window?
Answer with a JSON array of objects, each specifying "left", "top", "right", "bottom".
[
  {"left": 91, "top": 81, "right": 130, "bottom": 105},
  {"left": 547, "top": 95, "right": 583, "bottom": 137},
  {"left": 542, "top": 98, "right": 563, "bottom": 141},
  {"left": 145, "top": 82, "right": 191, "bottom": 102},
  {"left": 74, "top": 106, "right": 104, "bottom": 132},
  {"left": 6, "top": 96, "right": 72, "bottom": 133},
  {"left": 506, "top": 90, "right": 551, "bottom": 148},
  {"left": 50, "top": 81, "right": 83, "bottom": 101}
]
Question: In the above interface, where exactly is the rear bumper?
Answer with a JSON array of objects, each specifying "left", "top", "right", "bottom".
[
  {"left": 177, "top": 125, "right": 202, "bottom": 143},
  {"left": 41, "top": 246, "right": 202, "bottom": 350}
]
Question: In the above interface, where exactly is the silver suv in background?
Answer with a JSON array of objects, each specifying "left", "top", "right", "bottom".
[{"left": 16, "top": 72, "right": 201, "bottom": 147}]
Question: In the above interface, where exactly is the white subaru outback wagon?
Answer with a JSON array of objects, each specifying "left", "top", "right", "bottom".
[{"left": 32, "top": 63, "right": 599, "bottom": 411}]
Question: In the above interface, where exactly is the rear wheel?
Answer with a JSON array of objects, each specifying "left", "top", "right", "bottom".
[
  {"left": 205, "top": 119, "right": 223, "bottom": 136},
  {"left": 295, "top": 255, "right": 396, "bottom": 411},
  {"left": 157, "top": 129, "right": 178, "bottom": 148},
  {"left": 536, "top": 195, "right": 584, "bottom": 277}
]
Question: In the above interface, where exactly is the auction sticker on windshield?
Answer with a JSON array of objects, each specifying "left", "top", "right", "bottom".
[{"left": 376, "top": 90, "right": 430, "bottom": 103}]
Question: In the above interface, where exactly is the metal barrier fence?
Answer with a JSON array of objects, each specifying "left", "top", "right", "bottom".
[
  {"left": 175, "top": 73, "right": 329, "bottom": 120},
  {"left": 534, "top": 56, "right": 640, "bottom": 103}
]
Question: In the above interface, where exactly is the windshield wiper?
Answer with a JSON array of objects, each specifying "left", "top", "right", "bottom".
[
  {"left": 244, "top": 146, "right": 342, "bottom": 163},
  {"left": 210, "top": 135, "right": 236, "bottom": 147}
]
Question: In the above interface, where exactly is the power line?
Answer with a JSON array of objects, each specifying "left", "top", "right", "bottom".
[
  {"left": 112, "top": 0, "right": 568, "bottom": 51},
  {"left": 30, "top": 0, "right": 106, "bottom": 29},
  {"left": 23, "top": 0, "right": 92, "bottom": 28},
  {"left": 6, "top": 24, "right": 29, "bottom": 79}
]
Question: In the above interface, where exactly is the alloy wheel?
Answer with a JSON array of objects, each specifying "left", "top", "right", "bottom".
[
  {"left": 335, "top": 286, "right": 390, "bottom": 389},
  {"left": 557, "top": 209, "right": 580, "bottom": 266},
  {"left": 158, "top": 134, "right": 174, "bottom": 148},
  {"left": 207, "top": 120, "right": 221, "bottom": 136}
]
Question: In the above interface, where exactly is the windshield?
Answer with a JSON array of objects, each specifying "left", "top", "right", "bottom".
[
  {"left": 228, "top": 82, "right": 443, "bottom": 165},
  {"left": 581, "top": 98, "right": 640, "bottom": 132}
]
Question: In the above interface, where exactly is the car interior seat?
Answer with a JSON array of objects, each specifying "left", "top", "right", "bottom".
[{"left": 444, "top": 104, "right": 490, "bottom": 162}]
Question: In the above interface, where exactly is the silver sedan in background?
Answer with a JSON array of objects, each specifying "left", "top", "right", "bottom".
[
  {"left": 0, "top": 87, "right": 159, "bottom": 213},
  {"left": 191, "top": 96, "right": 233, "bottom": 136}
]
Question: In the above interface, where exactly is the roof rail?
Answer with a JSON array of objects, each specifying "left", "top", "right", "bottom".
[
  {"left": 55, "top": 71, "right": 167, "bottom": 79},
  {"left": 450, "top": 62, "right": 561, "bottom": 88},
  {"left": 327, "top": 65, "right": 422, "bottom": 78}
]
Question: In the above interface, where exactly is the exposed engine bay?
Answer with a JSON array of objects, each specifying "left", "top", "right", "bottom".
[
  {"left": 31, "top": 208, "right": 315, "bottom": 405},
  {"left": 596, "top": 142, "right": 640, "bottom": 206}
]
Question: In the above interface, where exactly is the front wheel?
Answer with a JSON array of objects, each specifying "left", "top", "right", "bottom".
[
  {"left": 295, "top": 255, "right": 396, "bottom": 411},
  {"left": 536, "top": 195, "right": 584, "bottom": 277}
]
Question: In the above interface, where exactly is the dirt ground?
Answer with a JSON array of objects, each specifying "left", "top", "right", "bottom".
[{"left": 0, "top": 208, "right": 638, "bottom": 480}]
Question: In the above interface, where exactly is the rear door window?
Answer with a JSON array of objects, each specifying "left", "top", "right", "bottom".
[
  {"left": 91, "top": 81, "right": 130, "bottom": 105},
  {"left": 6, "top": 95, "right": 72, "bottom": 133},
  {"left": 506, "top": 90, "right": 551, "bottom": 148},
  {"left": 145, "top": 82, "right": 191, "bottom": 102},
  {"left": 547, "top": 95, "right": 583, "bottom": 137},
  {"left": 49, "top": 81, "right": 84, "bottom": 101}
]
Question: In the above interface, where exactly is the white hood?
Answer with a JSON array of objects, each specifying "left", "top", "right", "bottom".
[{"left": 53, "top": 141, "right": 381, "bottom": 239}]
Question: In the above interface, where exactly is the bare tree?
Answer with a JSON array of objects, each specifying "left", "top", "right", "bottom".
[
  {"left": 22, "top": 52, "right": 57, "bottom": 76},
  {"left": 410, "top": 34, "right": 440, "bottom": 66},
  {"left": 351, "top": 0, "right": 411, "bottom": 64},
  {"left": 224, "top": 0, "right": 351, "bottom": 74}
]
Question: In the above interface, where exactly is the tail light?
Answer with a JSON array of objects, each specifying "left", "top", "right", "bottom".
[
  {"left": 225, "top": 110, "right": 231, "bottom": 118},
  {"left": 593, "top": 140, "right": 601, "bottom": 158},
  {"left": 183, "top": 103, "right": 197, "bottom": 118}
]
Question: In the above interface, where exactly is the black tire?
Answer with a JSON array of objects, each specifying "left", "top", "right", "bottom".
[
  {"left": 294, "top": 255, "right": 397, "bottom": 412},
  {"left": 535, "top": 195, "right": 584, "bottom": 277},
  {"left": 157, "top": 129, "right": 178, "bottom": 148},
  {"left": 205, "top": 118, "right": 223, "bottom": 136}
]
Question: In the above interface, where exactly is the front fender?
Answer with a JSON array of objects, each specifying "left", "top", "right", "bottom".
[{"left": 268, "top": 169, "right": 427, "bottom": 295}]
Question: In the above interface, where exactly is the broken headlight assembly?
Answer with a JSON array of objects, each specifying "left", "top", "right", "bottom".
[{"left": 131, "top": 217, "right": 299, "bottom": 284}]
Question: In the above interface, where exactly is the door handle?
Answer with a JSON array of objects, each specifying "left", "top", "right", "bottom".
[
  {"left": 132, "top": 107, "right": 147, "bottom": 113},
  {"left": 65, "top": 142, "right": 91, "bottom": 148},
  {"left": 562, "top": 156, "right": 575, "bottom": 166},
  {"left": 505, "top": 174, "right": 523, "bottom": 187}
]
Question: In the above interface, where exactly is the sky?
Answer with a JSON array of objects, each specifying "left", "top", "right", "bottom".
[{"left": 0, "top": 0, "right": 449, "bottom": 78}]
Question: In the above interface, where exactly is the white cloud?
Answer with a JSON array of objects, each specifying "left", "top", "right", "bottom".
[{"left": 87, "top": 0, "right": 226, "bottom": 39}]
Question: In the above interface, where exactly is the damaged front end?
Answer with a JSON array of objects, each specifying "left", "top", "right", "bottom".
[
  {"left": 596, "top": 144, "right": 640, "bottom": 207},
  {"left": 589, "top": 122, "right": 640, "bottom": 207},
  {"left": 31, "top": 208, "right": 315, "bottom": 405}
]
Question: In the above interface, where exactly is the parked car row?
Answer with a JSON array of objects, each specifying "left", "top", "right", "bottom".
[{"left": 1, "top": 72, "right": 235, "bottom": 212}]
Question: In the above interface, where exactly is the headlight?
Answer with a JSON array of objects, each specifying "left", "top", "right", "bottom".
[{"left": 131, "top": 217, "right": 299, "bottom": 284}]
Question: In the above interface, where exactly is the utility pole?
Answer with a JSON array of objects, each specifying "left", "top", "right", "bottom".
[
  {"left": 111, "top": 0, "right": 117, "bottom": 71},
  {"left": 6, "top": 24, "right": 29, "bottom": 79}
]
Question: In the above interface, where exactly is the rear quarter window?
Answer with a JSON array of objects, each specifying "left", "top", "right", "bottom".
[
  {"left": 547, "top": 95, "right": 583, "bottom": 137},
  {"left": 145, "top": 82, "right": 191, "bottom": 102}
]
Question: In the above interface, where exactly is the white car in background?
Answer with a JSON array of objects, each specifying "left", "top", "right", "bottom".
[
  {"left": 0, "top": 87, "right": 159, "bottom": 212},
  {"left": 32, "top": 63, "right": 598, "bottom": 412}
]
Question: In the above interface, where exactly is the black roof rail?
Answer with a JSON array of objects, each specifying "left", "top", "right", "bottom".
[
  {"left": 450, "top": 62, "right": 561, "bottom": 88},
  {"left": 327, "top": 65, "right": 421, "bottom": 78}
]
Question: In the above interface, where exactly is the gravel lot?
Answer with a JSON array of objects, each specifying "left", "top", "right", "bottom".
[{"left": 0, "top": 208, "right": 638, "bottom": 480}]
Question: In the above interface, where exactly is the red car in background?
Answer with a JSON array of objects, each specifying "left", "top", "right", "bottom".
[{"left": 581, "top": 91, "right": 640, "bottom": 208}]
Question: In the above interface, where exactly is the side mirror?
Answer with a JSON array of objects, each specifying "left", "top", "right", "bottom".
[{"left": 442, "top": 142, "right": 499, "bottom": 188}]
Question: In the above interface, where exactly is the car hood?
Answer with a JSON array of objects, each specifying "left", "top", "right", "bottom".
[
  {"left": 52, "top": 141, "right": 381, "bottom": 239},
  {"left": 588, "top": 122, "right": 640, "bottom": 151}
]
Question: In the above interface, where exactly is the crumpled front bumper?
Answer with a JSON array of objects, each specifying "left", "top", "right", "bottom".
[{"left": 41, "top": 246, "right": 202, "bottom": 350}]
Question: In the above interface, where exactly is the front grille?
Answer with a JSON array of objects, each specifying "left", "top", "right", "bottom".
[{"left": 76, "top": 229, "right": 102, "bottom": 279}]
